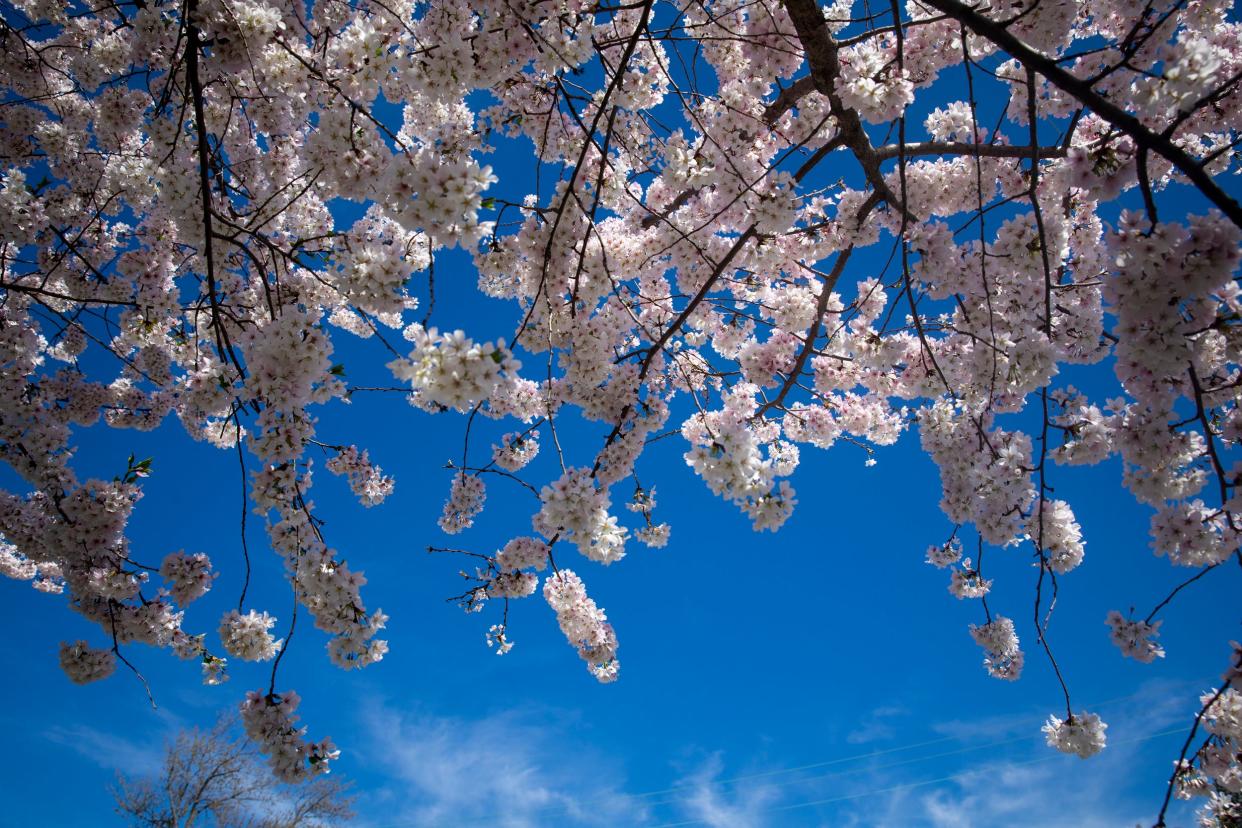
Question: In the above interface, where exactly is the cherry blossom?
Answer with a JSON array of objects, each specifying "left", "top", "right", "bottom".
[
  {"left": 160, "top": 552, "right": 215, "bottom": 606},
  {"left": 0, "top": 0, "right": 1238, "bottom": 804},
  {"left": 58, "top": 641, "right": 116, "bottom": 685},
  {"left": 1043, "top": 711, "right": 1108, "bottom": 759},
  {"left": 241, "top": 690, "right": 338, "bottom": 783},
  {"left": 1106, "top": 612, "right": 1166, "bottom": 664},
  {"left": 219, "top": 610, "right": 283, "bottom": 662}
]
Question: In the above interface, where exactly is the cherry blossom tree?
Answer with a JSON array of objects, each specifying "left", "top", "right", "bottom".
[{"left": 1, "top": 0, "right": 1240, "bottom": 821}]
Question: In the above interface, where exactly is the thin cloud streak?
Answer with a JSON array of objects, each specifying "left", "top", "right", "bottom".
[
  {"left": 646, "top": 679, "right": 1205, "bottom": 827},
  {"left": 45, "top": 722, "right": 167, "bottom": 777},
  {"left": 354, "top": 698, "right": 646, "bottom": 828},
  {"left": 673, "top": 753, "right": 782, "bottom": 828}
]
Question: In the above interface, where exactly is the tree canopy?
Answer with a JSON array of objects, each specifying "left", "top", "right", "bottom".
[{"left": 1, "top": 0, "right": 1240, "bottom": 821}]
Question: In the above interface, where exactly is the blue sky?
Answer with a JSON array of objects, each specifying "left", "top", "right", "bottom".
[{"left": 2, "top": 10, "right": 1241, "bottom": 826}]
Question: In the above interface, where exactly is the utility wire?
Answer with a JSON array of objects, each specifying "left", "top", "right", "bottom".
[
  {"left": 647, "top": 725, "right": 1192, "bottom": 827},
  {"left": 363, "top": 685, "right": 1189, "bottom": 828}
]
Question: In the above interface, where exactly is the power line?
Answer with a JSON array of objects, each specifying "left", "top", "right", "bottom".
[
  {"left": 634, "top": 686, "right": 1177, "bottom": 807},
  {"left": 639, "top": 730, "right": 1036, "bottom": 809},
  {"left": 362, "top": 685, "right": 1192, "bottom": 828},
  {"left": 647, "top": 725, "right": 1191, "bottom": 828}
]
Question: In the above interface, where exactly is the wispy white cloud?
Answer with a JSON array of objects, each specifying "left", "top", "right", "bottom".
[
  {"left": 640, "top": 679, "right": 1205, "bottom": 828},
  {"left": 811, "top": 679, "right": 1202, "bottom": 827},
  {"left": 912, "top": 754, "right": 1150, "bottom": 828},
  {"left": 847, "top": 706, "right": 908, "bottom": 745},
  {"left": 354, "top": 699, "right": 646, "bottom": 828},
  {"left": 44, "top": 722, "right": 167, "bottom": 777},
  {"left": 348, "top": 679, "right": 1206, "bottom": 828},
  {"left": 669, "top": 753, "right": 783, "bottom": 828}
]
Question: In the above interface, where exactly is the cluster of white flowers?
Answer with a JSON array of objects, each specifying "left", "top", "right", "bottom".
[
  {"left": 1042, "top": 711, "right": 1108, "bottom": 758},
  {"left": 241, "top": 690, "right": 338, "bottom": 783},
  {"left": 439, "top": 473, "right": 486, "bottom": 534},
  {"left": 487, "top": 571, "right": 538, "bottom": 599},
  {"left": 289, "top": 547, "right": 389, "bottom": 671},
  {"left": 219, "top": 610, "right": 283, "bottom": 662},
  {"left": 836, "top": 49, "right": 914, "bottom": 123},
  {"left": 682, "top": 385, "right": 800, "bottom": 532},
  {"left": 486, "top": 624, "right": 514, "bottom": 655},
  {"left": 326, "top": 446, "right": 395, "bottom": 508},
  {"left": 1151, "top": 500, "right": 1236, "bottom": 567},
  {"left": 920, "top": 405, "right": 1035, "bottom": 547},
  {"left": 0, "top": 538, "right": 63, "bottom": 593},
  {"left": 1028, "top": 500, "right": 1086, "bottom": 573},
  {"left": 1050, "top": 392, "right": 1115, "bottom": 466},
  {"left": 201, "top": 654, "right": 229, "bottom": 686},
  {"left": 925, "top": 538, "right": 963, "bottom": 568},
  {"left": 969, "top": 617, "right": 1024, "bottom": 681},
  {"left": 159, "top": 552, "right": 214, "bottom": 605},
  {"left": 948, "top": 559, "right": 992, "bottom": 599},
  {"left": 534, "top": 468, "right": 628, "bottom": 565},
  {"left": 1174, "top": 647, "right": 1242, "bottom": 822},
  {"left": 58, "top": 641, "right": 116, "bottom": 685},
  {"left": 330, "top": 208, "right": 428, "bottom": 317},
  {"left": 238, "top": 310, "right": 336, "bottom": 410},
  {"left": 635, "top": 524, "right": 671, "bottom": 548},
  {"left": 1105, "top": 611, "right": 1165, "bottom": 663},
  {"left": 496, "top": 537, "right": 550, "bottom": 572},
  {"left": 1202, "top": 688, "right": 1242, "bottom": 743},
  {"left": 543, "top": 570, "right": 619, "bottom": 683},
  {"left": 491, "top": 432, "right": 539, "bottom": 472},
  {"left": 389, "top": 326, "right": 519, "bottom": 412}
]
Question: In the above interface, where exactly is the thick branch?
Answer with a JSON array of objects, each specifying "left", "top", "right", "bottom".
[
  {"left": 763, "top": 75, "right": 817, "bottom": 124},
  {"left": 919, "top": 0, "right": 1242, "bottom": 229},
  {"left": 782, "top": 0, "right": 909, "bottom": 214}
]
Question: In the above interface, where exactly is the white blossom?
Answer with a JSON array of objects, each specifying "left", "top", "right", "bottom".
[
  {"left": 1043, "top": 711, "right": 1108, "bottom": 758},
  {"left": 58, "top": 641, "right": 116, "bottom": 685},
  {"left": 219, "top": 610, "right": 282, "bottom": 662}
]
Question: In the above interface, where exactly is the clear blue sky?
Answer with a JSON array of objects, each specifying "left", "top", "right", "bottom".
[{"left": 1, "top": 22, "right": 1239, "bottom": 828}]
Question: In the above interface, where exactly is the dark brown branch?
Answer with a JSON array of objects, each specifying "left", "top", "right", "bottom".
[
  {"left": 918, "top": 0, "right": 1242, "bottom": 229},
  {"left": 763, "top": 74, "right": 817, "bottom": 124}
]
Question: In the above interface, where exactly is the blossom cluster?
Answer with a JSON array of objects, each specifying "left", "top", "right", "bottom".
[
  {"left": 219, "top": 610, "right": 283, "bottom": 662},
  {"left": 159, "top": 552, "right": 214, "bottom": 606},
  {"left": 1174, "top": 646, "right": 1242, "bottom": 824},
  {"left": 1042, "top": 711, "right": 1108, "bottom": 759},
  {"left": 534, "top": 469, "right": 628, "bottom": 565},
  {"left": 326, "top": 446, "right": 395, "bottom": 508},
  {"left": 969, "top": 617, "right": 1024, "bottom": 681},
  {"left": 389, "top": 327, "right": 519, "bottom": 413},
  {"left": 58, "top": 641, "right": 116, "bottom": 685},
  {"left": 544, "top": 570, "right": 620, "bottom": 683},
  {"left": 240, "top": 690, "right": 339, "bottom": 783},
  {"left": 1105, "top": 611, "right": 1166, "bottom": 663}
]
